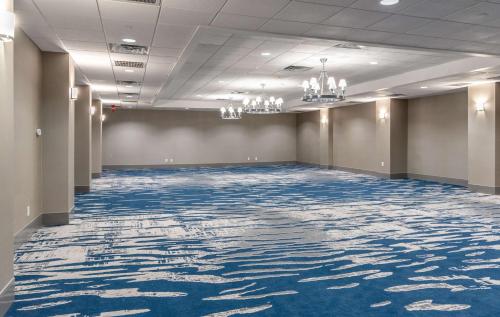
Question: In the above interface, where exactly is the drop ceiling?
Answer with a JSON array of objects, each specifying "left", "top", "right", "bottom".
[{"left": 13, "top": 0, "right": 500, "bottom": 111}]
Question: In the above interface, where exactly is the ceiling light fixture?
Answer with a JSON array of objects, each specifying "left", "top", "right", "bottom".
[
  {"left": 220, "top": 103, "right": 243, "bottom": 120},
  {"left": 370, "top": 61, "right": 379, "bottom": 65},
  {"left": 302, "top": 58, "right": 347, "bottom": 104},
  {"left": 243, "top": 83, "right": 284, "bottom": 114},
  {"left": 101, "top": 114, "right": 107, "bottom": 122},
  {"left": 261, "top": 52, "right": 271, "bottom": 56},
  {"left": 420, "top": 86, "right": 428, "bottom": 89},
  {"left": 380, "top": 0, "right": 399, "bottom": 5},
  {"left": 90, "top": 106, "right": 96, "bottom": 116},
  {"left": 0, "top": 10, "right": 15, "bottom": 42},
  {"left": 125, "top": 69, "right": 134, "bottom": 73},
  {"left": 122, "top": 38, "right": 136, "bottom": 43}
]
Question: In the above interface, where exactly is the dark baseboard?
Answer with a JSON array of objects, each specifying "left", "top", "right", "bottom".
[
  {"left": 0, "top": 279, "right": 14, "bottom": 317},
  {"left": 103, "top": 161, "right": 298, "bottom": 170},
  {"left": 75, "top": 185, "right": 90, "bottom": 193},
  {"left": 14, "top": 214, "right": 43, "bottom": 250},
  {"left": 407, "top": 173, "right": 467, "bottom": 186},
  {"left": 92, "top": 172, "right": 101, "bottom": 179},
  {"left": 42, "top": 212, "right": 69, "bottom": 226},
  {"left": 468, "top": 184, "right": 500, "bottom": 195}
]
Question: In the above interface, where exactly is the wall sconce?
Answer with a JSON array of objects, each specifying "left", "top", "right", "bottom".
[
  {"left": 320, "top": 115, "right": 328, "bottom": 125},
  {"left": 0, "top": 10, "right": 15, "bottom": 42},
  {"left": 70, "top": 87, "right": 79, "bottom": 100},
  {"left": 476, "top": 102, "right": 485, "bottom": 112},
  {"left": 101, "top": 114, "right": 106, "bottom": 122},
  {"left": 90, "top": 106, "right": 96, "bottom": 116},
  {"left": 378, "top": 110, "right": 388, "bottom": 120}
]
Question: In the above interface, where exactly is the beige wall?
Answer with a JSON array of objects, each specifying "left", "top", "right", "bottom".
[
  {"left": 74, "top": 85, "right": 92, "bottom": 189},
  {"left": 13, "top": 29, "right": 43, "bottom": 233},
  {"left": 408, "top": 91, "right": 468, "bottom": 182},
  {"left": 296, "top": 111, "right": 320, "bottom": 165},
  {"left": 0, "top": 0, "right": 15, "bottom": 305},
  {"left": 103, "top": 109, "right": 297, "bottom": 166},
  {"left": 332, "top": 102, "right": 378, "bottom": 173},
  {"left": 92, "top": 100, "right": 103, "bottom": 176}
]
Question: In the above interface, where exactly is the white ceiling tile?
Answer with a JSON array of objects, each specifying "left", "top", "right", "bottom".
[
  {"left": 153, "top": 24, "right": 196, "bottom": 48},
  {"left": 408, "top": 20, "right": 474, "bottom": 37},
  {"left": 399, "top": 0, "right": 481, "bottom": 19},
  {"left": 298, "top": 0, "right": 357, "bottom": 6},
  {"left": 224, "top": 37, "right": 265, "bottom": 49},
  {"left": 34, "top": 0, "right": 101, "bottom": 30},
  {"left": 444, "top": 2, "right": 500, "bottom": 24},
  {"left": 259, "top": 20, "right": 314, "bottom": 35},
  {"left": 368, "top": 15, "right": 432, "bottom": 33},
  {"left": 162, "top": 0, "right": 226, "bottom": 14},
  {"left": 159, "top": 8, "right": 216, "bottom": 26},
  {"left": 101, "top": 19, "right": 156, "bottom": 46},
  {"left": 274, "top": 1, "right": 343, "bottom": 23},
  {"left": 150, "top": 47, "right": 183, "bottom": 57},
  {"left": 55, "top": 28, "right": 106, "bottom": 42},
  {"left": 211, "top": 13, "right": 268, "bottom": 30},
  {"left": 98, "top": 0, "right": 160, "bottom": 22},
  {"left": 63, "top": 41, "right": 108, "bottom": 52},
  {"left": 448, "top": 25, "right": 500, "bottom": 41},
  {"left": 221, "top": 0, "right": 290, "bottom": 18},
  {"left": 322, "top": 8, "right": 390, "bottom": 28}
]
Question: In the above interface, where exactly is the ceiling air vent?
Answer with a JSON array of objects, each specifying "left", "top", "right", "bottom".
[
  {"left": 387, "top": 93, "right": 406, "bottom": 98},
  {"left": 332, "top": 43, "right": 362, "bottom": 50},
  {"left": 114, "top": 60, "right": 145, "bottom": 68},
  {"left": 283, "top": 65, "right": 313, "bottom": 72},
  {"left": 112, "top": 0, "right": 161, "bottom": 6},
  {"left": 117, "top": 80, "right": 142, "bottom": 86},
  {"left": 119, "top": 93, "right": 140, "bottom": 99},
  {"left": 109, "top": 43, "right": 149, "bottom": 55}
]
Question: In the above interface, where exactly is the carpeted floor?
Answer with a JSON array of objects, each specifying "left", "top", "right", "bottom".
[{"left": 6, "top": 165, "right": 500, "bottom": 316}]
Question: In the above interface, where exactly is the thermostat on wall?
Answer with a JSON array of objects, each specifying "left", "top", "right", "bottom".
[{"left": 36, "top": 128, "right": 42, "bottom": 137}]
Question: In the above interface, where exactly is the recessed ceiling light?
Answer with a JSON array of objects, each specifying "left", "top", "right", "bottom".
[
  {"left": 370, "top": 61, "right": 378, "bottom": 65},
  {"left": 380, "top": 0, "right": 399, "bottom": 5},
  {"left": 125, "top": 69, "right": 134, "bottom": 73},
  {"left": 125, "top": 85, "right": 133, "bottom": 88},
  {"left": 218, "top": 80, "right": 226, "bottom": 84},
  {"left": 122, "top": 38, "right": 136, "bottom": 43},
  {"left": 420, "top": 86, "right": 428, "bottom": 89},
  {"left": 261, "top": 52, "right": 271, "bottom": 56}
]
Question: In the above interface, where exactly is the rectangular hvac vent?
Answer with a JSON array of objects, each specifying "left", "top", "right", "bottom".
[
  {"left": 333, "top": 43, "right": 362, "bottom": 50},
  {"left": 109, "top": 43, "right": 149, "bottom": 55},
  {"left": 114, "top": 60, "right": 145, "bottom": 68},
  {"left": 387, "top": 93, "right": 406, "bottom": 97},
  {"left": 117, "top": 80, "right": 142, "bottom": 86},
  {"left": 283, "top": 65, "right": 313, "bottom": 72},
  {"left": 112, "top": 0, "right": 161, "bottom": 6},
  {"left": 119, "top": 93, "right": 140, "bottom": 98}
]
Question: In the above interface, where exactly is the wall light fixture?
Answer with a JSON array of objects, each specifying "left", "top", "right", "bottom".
[{"left": 0, "top": 10, "right": 15, "bottom": 42}]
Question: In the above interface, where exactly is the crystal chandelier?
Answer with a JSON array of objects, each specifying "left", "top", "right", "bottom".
[
  {"left": 302, "top": 58, "right": 347, "bottom": 103},
  {"left": 220, "top": 103, "right": 243, "bottom": 120},
  {"left": 242, "top": 84, "right": 284, "bottom": 114}
]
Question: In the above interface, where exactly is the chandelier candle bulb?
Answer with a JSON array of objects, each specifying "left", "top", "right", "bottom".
[
  {"left": 302, "top": 58, "right": 347, "bottom": 104},
  {"left": 242, "top": 83, "right": 284, "bottom": 115}
]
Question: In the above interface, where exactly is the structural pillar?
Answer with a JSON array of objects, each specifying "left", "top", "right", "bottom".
[
  {"left": 375, "top": 98, "right": 408, "bottom": 178},
  {"left": 319, "top": 108, "right": 333, "bottom": 168},
  {"left": 41, "top": 52, "right": 75, "bottom": 225},
  {"left": 0, "top": 0, "right": 15, "bottom": 313},
  {"left": 74, "top": 85, "right": 92, "bottom": 192},
  {"left": 468, "top": 82, "right": 500, "bottom": 194},
  {"left": 91, "top": 99, "right": 103, "bottom": 178}
]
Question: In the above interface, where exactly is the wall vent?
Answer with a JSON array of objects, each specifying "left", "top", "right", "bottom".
[
  {"left": 112, "top": 0, "right": 161, "bottom": 6},
  {"left": 114, "top": 60, "right": 145, "bottom": 68},
  {"left": 109, "top": 43, "right": 149, "bottom": 55},
  {"left": 283, "top": 65, "right": 313, "bottom": 72}
]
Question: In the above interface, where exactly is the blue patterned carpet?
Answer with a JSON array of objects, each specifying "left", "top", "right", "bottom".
[{"left": 6, "top": 165, "right": 500, "bottom": 316}]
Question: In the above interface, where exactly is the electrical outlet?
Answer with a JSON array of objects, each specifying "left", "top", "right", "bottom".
[
  {"left": 381, "top": 161, "right": 385, "bottom": 167},
  {"left": 26, "top": 205, "right": 30, "bottom": 217}
]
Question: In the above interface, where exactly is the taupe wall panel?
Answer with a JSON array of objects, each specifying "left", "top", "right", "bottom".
[
  {"left": 103, "top": 110, "right": 297, "bottom": 166},
  {"left": 296, "top": 111, "right": 320, "bottom": 165},
  {"left": 0, "top": 0, "right": 15, "bottom": 312},
  {"left": 408, "top": 92, "right": 468, "bottom": 182},
  {"left": 13, "top": 29, "right": 43, "bottom": 233},
  {"left": 332, "top": 103, "right": 378, "bottom": 173},
  {"left": 41, "top": 53, "right": 75, "bottom": 221},
  {"left": 74, "top": 86, "right": 92, "bottom": 191},
  {"left": 92, "top": 100, "right": 103, "bottom": 176}
]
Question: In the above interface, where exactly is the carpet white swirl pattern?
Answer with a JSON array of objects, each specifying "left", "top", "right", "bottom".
[{"left": 6, "top": 165, "right": 500, "bottom": 316}]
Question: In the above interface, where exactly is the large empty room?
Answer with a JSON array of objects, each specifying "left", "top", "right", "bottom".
[{"left": 1, "top": 0, "right": 500, "bottom": 316}]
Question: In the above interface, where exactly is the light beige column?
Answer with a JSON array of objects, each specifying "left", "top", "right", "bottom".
[
  {"left": 319, "top": 108, "right": 333, "bottom": 168},
  {"left": 0, "top": 0, "right": 15, "bottom": 313},
  {"left": 91, "top": 100, "right": 103, "bottom": 178},
  {"left": 41, "top": 52, "right": 75, "bottom": 225},
  {"left": 468, "top": 82, "right": 500, "bottom": 194},
  {"left": 74, "top": 85, "right": 92, "bottom": 192},
  {"left": 375, "top": 98, "right": 408, "bottom": 178}
]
